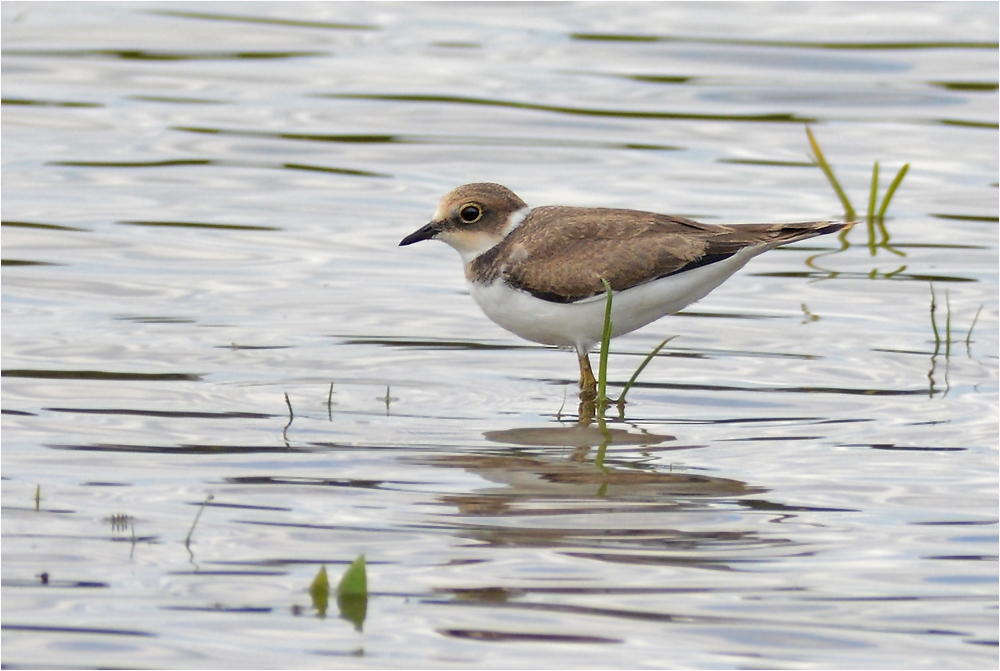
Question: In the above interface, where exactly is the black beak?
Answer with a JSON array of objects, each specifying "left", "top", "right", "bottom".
[{"left": 399, "top": 221, "right": 440, "bottom": 246}]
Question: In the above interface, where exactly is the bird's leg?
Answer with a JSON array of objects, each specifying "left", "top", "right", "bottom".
[{"left": 578, "top": 352, "right": 597, "bottom": 402}]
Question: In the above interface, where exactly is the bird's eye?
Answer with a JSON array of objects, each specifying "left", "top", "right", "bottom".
[{"left": 459, "top": 204, "right": 483, "bottom": 224}]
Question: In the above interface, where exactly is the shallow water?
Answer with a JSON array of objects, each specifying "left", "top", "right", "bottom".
[{"left": 2, "top": 2, "right": 997, "bottom": 668}]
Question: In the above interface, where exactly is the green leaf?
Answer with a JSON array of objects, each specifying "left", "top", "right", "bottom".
[
  {"left": 336, "top": 555, "right": 368, "bottom": 631},
  {"left": 337, "top": 554, "right": 367, "bottom": 596},
  {"left": 310, "top": 565, "right": 330, "bottom": 616}
]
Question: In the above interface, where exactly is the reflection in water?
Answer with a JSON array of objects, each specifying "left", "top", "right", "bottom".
[
  {"left": 173, "top": 124, "right": 682, "bottom": 152},
  {"left": 440, "top": 628, "right": 621, "bottom": 644},
  {"left": 50, "top": 157, "right": 390, "bottom": 178},
  {"left": 149, "top": 8, "right": 379, "bottom": 32},
  {"left": 415, "top": 434, "right": 787, "bottom": 571},
  {"left": 568, "top": 31, "right": 1000, "bottom": 50},
  {"left": 427, "top": 450, "right": 752, "bottom": 502},
  {"left": 403, "top": 419, "right": 873, "bottom": 577},
  {"left": 327, "top": 93, "right": 817, "bottom": 123},
  {"left": 484, "top": 424, "right": 675, "bottom": 449},
  {"left": 3, "top": 48, "right": 325, "bottom": 61},
  {"left": 338, "top": 594, "right": 367, "bottom": 632}
]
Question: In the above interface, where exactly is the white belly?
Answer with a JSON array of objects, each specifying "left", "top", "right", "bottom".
[{"left": 467, "top": 248, "right": 761, "bottom": 354}]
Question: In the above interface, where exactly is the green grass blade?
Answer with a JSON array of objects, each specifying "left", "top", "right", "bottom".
[
  {"left": 867, "top": 161, "right": 879, "bottom": 223},
  {"left": 876, "top": 163, "right": 909, "bottom": 221},
  {"left": 616, "top": 336, "right": 677, "bottom": 411},
  {"left": 597, "top": 278, "right": 613, "bottom": 409},
  {"left": 866, "top": 162, "right": 879, "bottom": 255},
  {"left": 806, "top": 127, "right": 856, "bottom": 220},
  {"left": 873, "top": 163, "right": 908, "bottom": 257}
]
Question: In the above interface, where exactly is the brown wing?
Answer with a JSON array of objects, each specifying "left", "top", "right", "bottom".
[{"left": 470, "top": 206, "right": 846, "bottom": 303}]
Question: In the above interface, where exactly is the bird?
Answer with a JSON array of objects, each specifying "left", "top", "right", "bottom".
[{"left": 399, "top": 182, "right": 850, "bottom": 402}]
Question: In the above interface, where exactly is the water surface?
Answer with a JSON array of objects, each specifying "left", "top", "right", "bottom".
[{"left": 2, "top": 2, "right": 997, "bottom": 668}]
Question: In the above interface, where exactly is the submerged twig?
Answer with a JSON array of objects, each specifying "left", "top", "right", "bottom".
[
  {"left": 556, "top": 386, "right": 567, "bottom": 422},
  {"left": 966, "top": 305, "right": 982, "bottom": 350},
  {"left": 929, "top": 284, "right": 941, "bottom": 356},
  {"left": 185, "top": 494, "right": 214, "bottom": 548},
  {"left": 283, "top": 392, "right": 294, "bottom": 441},
  {"left": 945, "top": 289, "right": 952, "bottom": 360}
]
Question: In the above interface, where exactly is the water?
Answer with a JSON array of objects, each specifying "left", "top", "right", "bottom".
[{"left": 2, "top": 2, "right": 997, "bottom": 668}]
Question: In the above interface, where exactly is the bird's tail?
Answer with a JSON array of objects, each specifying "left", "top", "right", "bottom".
[{"left": 726, "top": 219, "right": 855, "bottom": 250}]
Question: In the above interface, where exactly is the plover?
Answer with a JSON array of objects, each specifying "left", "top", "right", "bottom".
[{"left": 400, "top": 183, "right": 850, "bottom": 401}]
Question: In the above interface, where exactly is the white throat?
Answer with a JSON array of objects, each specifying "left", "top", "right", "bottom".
[{"left": 449, "top": 206, "right": 531, "bottom": 265}]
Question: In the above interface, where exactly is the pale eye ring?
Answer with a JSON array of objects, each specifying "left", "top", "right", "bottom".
[{"left": 459, "top": 204, "right": 483, "bottom": 224}]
